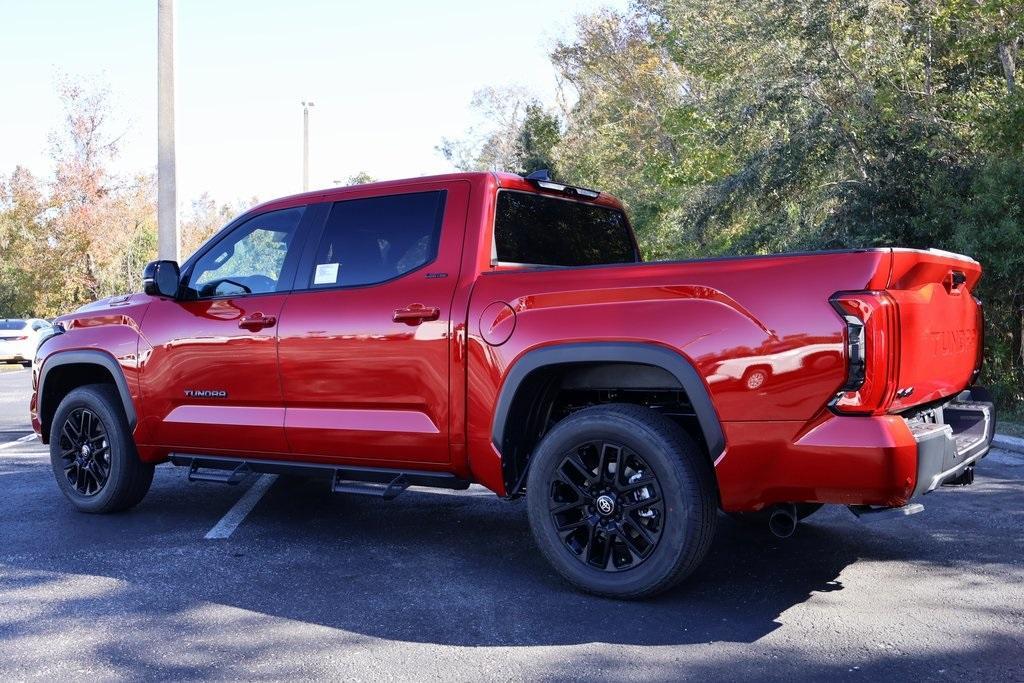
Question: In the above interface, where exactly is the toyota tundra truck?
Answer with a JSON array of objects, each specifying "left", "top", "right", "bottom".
[{"left": 30, "top": 171, "right": 994, "bottom": 598}]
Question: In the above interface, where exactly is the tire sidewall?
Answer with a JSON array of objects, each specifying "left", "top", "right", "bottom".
[
  {"left": 527, "top": 408, "right": 706, "bottom": 597},
  {"left": 49, "top": 386, "right": 132, "bottom": 513}
]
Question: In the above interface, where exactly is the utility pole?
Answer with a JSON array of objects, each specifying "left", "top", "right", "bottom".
[
  {"left": 157, "top": 0, "right": 179, "bottom": 261},
  {"left": 302, "top": 101, "right": 314, "bottom": 191}
]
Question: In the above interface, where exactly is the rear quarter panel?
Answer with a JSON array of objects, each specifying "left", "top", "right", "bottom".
[{"left": 465, "top": 251, "right": 891, "bottom": 491}]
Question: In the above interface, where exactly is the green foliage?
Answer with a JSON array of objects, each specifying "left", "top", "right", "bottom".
[
  {"left": 516, "top": 103, "right": 561, "bottom": 176},
  {"left": 0, "top": 167, "right": 49, "bottom": 317},
  {"left": 343, "top": 172, "right": 377, "bottom": 186},
  {"left": 544, "top": 0, "right": 1024, "bottom": 411},
  {"left": 438, "top": 86, "right": 563, "bottom": 177}
]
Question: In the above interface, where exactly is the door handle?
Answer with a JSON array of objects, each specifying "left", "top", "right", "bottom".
[
  {"left": 393, "top": 304, "right": 440, "bottom": 326},
  {"left": 239, "top": 312, "right": 277, "bottom": 331}
]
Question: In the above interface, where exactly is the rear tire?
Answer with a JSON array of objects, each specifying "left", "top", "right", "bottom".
[
  {"left": 526, "top": 403, "right": 718, "bottom": 599},
  {"left": 49, "top": 384, "right": 153, "bottom": 513}
]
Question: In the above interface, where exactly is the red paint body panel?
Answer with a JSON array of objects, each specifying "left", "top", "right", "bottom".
[
  {"left": 136, "top": 294, "right": 291, "bottom": 456},
  {"left": 30, "top": 172, "right": 985, "bottom": 512},
  {"left": 716, "top": 415, "right": 918, "bottom": 510},
  {"left": 276, "top": 178, "right": 471, "bottom": 466}
]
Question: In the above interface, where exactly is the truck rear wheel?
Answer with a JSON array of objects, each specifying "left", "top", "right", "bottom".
[
  {"left": 526, "top": 403, "right": 718, "bottom": 599},
  {"left": 49, "top": 384, "right": 153, "bottom": 513}
]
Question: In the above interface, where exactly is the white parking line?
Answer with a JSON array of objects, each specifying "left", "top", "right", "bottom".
[
  {"left": 204, "top": 474, "right": 278, "bottom": 540},
  {"left": 0, "top": 434, "right": 37, "bottom": 451}
]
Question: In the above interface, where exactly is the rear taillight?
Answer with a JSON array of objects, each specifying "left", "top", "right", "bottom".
[
  {"left": 830, "top": 291, "right": 900, "bottom": 415},
  {"left": 971, "top": 296, "right": 984, "bottom": 384},
  {"left": 13, "top": 335, "right": 28, "bottom": 341}
]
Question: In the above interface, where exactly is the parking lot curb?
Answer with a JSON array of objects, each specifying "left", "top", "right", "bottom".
[{"left": 993, "top": 433, "right": 1024, "bottom": 457}]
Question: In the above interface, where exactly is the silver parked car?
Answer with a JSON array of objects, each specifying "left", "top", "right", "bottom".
[{"left": 0, "top": 319, "right": 54, "bottom": 367}]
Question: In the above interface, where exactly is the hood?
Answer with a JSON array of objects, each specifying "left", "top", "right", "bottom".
[{"left": 71, "top": 293, "right": 139, "bottom": 314}]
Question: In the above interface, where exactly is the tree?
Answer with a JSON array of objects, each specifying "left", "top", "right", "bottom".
[
  {"left": 0, "top": 167, "right": 49, "bottom": 317},
  {"left": 544, "top": 0, "right": 1024, "bottom": 412},
  {"left": 180, "top": 193, "right": 247, "bottom": 259},
  {"left": 438, "top": 86, "right": 562, "bottom": 176},
  {"left": 39, "top": 77, "right": 157, "bottom": 311},
  {"left": 516, "top": 103, "right": 561, "bottom": 176},
  {"left": 342, "top": 172, "right": 377, "bottom": 186}
]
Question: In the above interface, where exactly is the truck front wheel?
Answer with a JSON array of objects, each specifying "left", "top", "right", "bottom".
[
  {"left": 526, "top": 403, "right": 718, "bottom": 599},
  {"left": 49, "top": 384, "right": 153, "bottom": 513}
]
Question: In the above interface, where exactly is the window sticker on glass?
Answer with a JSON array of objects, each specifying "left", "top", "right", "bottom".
[{"left": 314, "top": 262, "right": 339, "bottom": 285}]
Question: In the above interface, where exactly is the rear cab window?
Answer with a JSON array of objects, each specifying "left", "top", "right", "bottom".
[
  {"left": 493, "top": 191, "right": 638, "bottom": 267},
  {"left": 0, "top": 320, "right": 28, "bottom": 331}
]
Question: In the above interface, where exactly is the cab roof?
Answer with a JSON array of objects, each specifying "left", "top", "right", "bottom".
[{"left": 250, "top": 172, "right": 626, "bottom": 216}]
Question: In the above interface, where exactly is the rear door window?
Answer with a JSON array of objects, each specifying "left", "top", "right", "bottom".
[
  {"left": 306, "top": 191, "right": 446, "bottom": 288},
  {"left": 494, "top": 191, "right": 637, "bottom": 266}
]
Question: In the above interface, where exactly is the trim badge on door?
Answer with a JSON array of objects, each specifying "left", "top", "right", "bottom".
[{"left": 184, "top": 389, "right": 228, "bottom": 398}]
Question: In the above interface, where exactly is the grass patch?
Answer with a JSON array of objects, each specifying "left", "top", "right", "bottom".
[{"left": 997, "top": 420, "right": 1024, "bottom": 439}]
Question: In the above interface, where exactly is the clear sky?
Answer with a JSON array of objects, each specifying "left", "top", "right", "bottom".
[{"left": 0, "top": 0, "right": 625, "bottom": 206}]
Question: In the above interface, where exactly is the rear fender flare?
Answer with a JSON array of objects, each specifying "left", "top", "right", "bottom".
[{"left": 491, "top": 341, "right": 725, "bottom": 460}]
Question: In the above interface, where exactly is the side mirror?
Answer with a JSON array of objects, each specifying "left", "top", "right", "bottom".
[{"left": 142, "top": 260, "right": 181, "bottom": 298}]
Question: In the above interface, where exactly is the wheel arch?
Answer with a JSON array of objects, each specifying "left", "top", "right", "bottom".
[
  {"left": 491, "top": 342, "right": 725, "bottom": 494},
  {"left": 38, "top": 350, "right": 136, "bottom": 444}
]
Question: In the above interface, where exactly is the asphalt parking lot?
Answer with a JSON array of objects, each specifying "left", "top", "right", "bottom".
[{"left": 1, "top": 368, "right": 1022, "bottom": 681}]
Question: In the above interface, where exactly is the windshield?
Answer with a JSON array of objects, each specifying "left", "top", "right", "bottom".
[
  {"left": 494, "top": 191, "right": 638, "bottom": 267},
  {"left": 0, "top": 320, "right": 27, "bottom": 331}
]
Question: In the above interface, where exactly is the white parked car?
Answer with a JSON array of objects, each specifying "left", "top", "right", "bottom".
[{"left": 0, "top": 319, "right": 54, "bottom": 367}]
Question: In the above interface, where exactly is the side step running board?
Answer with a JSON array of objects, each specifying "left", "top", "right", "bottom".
[
  {"left": 170, "top": 453, "right": 470, "bottom": 501},
  {"left": 188, "top": 460, "right": 251, "bottom": 485},
  {"left": 333, "top": 472, "right": 409, "bottom": 500}
]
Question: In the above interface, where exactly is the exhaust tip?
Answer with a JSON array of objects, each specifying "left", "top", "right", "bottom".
[{"left": 768, "top": 503, "right": 798, "bottom": 538}]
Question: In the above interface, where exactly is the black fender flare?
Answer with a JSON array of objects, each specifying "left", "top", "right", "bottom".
[
  {"left": 39, "top": 349, "right": 137, "bottom": 431},
  {"left": 491, "top": 342, "right": 725, "bottom": 460}
]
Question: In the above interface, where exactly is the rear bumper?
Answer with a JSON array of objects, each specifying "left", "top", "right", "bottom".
[
  {"left": 909, "top": 388, "right": 994, "bottom": 498},
  {"left": 716, "top": 387, "right": 995, "bottom": 511}
]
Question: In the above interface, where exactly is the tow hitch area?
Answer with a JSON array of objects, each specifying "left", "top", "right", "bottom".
[
  {"left": 908, "top": 388, "right": 994, "bottom": 497},
  {"left": 941, "top": 464, "right": 975, "bottom": 487}
]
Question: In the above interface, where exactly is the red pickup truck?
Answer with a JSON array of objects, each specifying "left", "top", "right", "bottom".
[{"left": 30, "top": 171, "right": 993, "bottom": 598}]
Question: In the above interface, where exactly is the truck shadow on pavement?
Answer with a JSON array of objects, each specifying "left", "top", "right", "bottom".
[{"left": 1, "top": 460, "right": 1022, "bottom": 657}]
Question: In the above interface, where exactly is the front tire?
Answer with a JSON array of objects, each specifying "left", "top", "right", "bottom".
[
  {"left": 526, "top": 403, "right": 718, "bottom": 599},
  {"left": 49, "top": 384, "right": 153, "bottom": 513}
]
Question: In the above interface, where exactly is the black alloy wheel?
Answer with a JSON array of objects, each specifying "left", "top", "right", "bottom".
[
  {"left": 527, "top": 403, "right": 718, "bottom": 598},
  {"left": 49, "top": 384, "right": 154, "bottom": 513},
  {"left": 548, "top": 440, "right": 665, "bottom": 572},
  {"left": 57, "top": 407, "right": 111, "bottom": 496}
]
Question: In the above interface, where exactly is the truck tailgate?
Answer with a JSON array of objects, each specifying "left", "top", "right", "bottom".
[{"left": 885, "top": 249, "right": 983, "bottom": 412}]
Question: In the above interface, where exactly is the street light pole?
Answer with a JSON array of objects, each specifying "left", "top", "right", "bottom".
[
  {"left": 301, "top": 101, "right": 314, "bottom": 191},
  {"left": 157, "top": 0, "right": 179, "bottom": 262}
]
